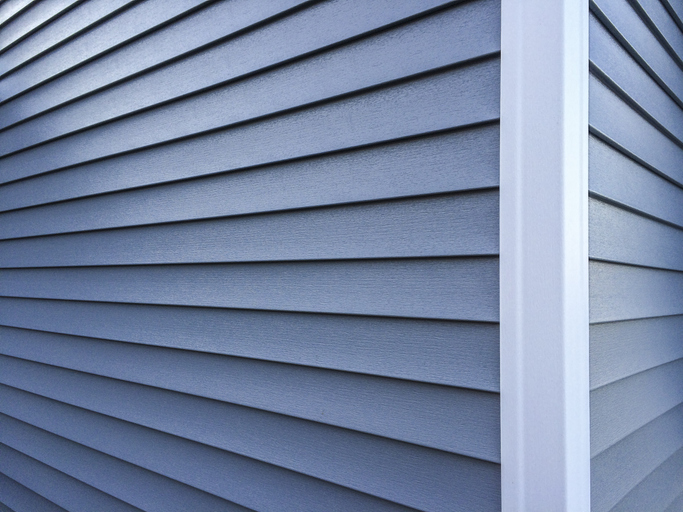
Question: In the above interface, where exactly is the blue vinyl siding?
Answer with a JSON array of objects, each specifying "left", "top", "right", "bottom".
[
  {"left": 0, "top": 1, "right": 502, "bottom": 510},
  {"left": 589, "top": 0, "right": 683, "bottom": 509}
]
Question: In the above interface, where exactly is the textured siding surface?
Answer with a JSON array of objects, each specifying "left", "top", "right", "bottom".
[
  {"left": 589, "top": 0, "right": 683, "bottom": 510},
  {"left": 0, "top": 1, "right": 502, "bottom": 510}
]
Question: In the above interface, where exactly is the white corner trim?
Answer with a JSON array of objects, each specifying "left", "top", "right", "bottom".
[{"left": 500, "top": 0, "right": 590, "bottom": 510}]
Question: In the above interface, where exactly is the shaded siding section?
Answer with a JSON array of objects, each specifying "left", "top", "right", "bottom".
[
  {"left": 0, "top": 0, "right": 502, "bottom": 510},
  {"left": 589, "top": 0, "right": 683, "bottom": 510}
]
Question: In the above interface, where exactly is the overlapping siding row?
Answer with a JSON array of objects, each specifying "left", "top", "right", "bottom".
[
  {"left": 589, "top": 0, "right": 683, "bottom": 510},
  {"left": 0, "top": 1, "right": 502, "bottom": 510}
]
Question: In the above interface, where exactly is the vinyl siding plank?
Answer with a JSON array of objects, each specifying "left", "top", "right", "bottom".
[
  {"left": 0, "top": 337, "right": 501, "bottom": 460},
  {"left": 0, "top": 0, "right": 81, "bottom": 54},
  {"left": 591, "top": 403, "right": 683, "bottom": 512},
  {"left": 0, "top": 0, "right": 134, "bottom": 78},
  {"left": 592, "top": 0, "right": 683, "bottom": 104},
  {"left": 0, "top": 0, "right": 213, "bottom": 103},
  {"left": 590, "top": 315, "right": 683, "bottom": 389},
  {"left": 0, "top": 444, "right": 143, "bottom": 512},
  {"left": 0, "top": 298, "right": 500, "bottom": 391},
  {"left": 664, "top": 491, "right": 683, "bottom": 512},
  {"left": 0, "top": 258, "right": 500, "bottom": 322},
  {"left": 590, "top": 72, "right": 683, "bottom": 188},
  {"left": 632, "top": 0, "right": 683, "bottom": 63},
  {"left": 590, "top": 12, "right": 683, "bottom": 145},
  {"left": 662, "top": 0, "right": 683, "bottom": 28},
  {"left": 0, "top": 1, "right": 34, "bottom": 28},
  {"left": 590, "top": 358, "right": 683, "bottom": 456},
  {"left": 589, "top": 197, "right": 683, "bottom": 271},
  {"left": 0, "top": 57, "right": 501, "bottom": 184},
  {"left": 589, "top": 261, "right": 683, "bottom": 322},
  {"left": 0, "top": 125, "right": 498, "bottom": 221},
  {"left": 0, "top": 192, "right": 499, "bottom": 267},
  {"left": 0, "top": 472, "right": 65, "bottom": 512},
  {"left": 0, "top": 401, "right": 421, "bottom": 512},
  {"left": 589, "top": 135, "right": 683, "bottom": 230},
  {"left": 0, "top": 0, "right": 463, "bottom": 131},
  {"left": 611, "top": 446, "right": 683, "bottom": 512},
  {"left": 0, "top": 382, "right": 501, "bottom": 512},
  {"left": 0, "top": 414, "right": 251, "bottom": 512},
  {"left": 0, "top": 0, "right": 501, "bottom": 155}
]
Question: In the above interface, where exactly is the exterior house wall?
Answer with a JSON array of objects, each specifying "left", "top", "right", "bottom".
[
  {"left": 588, "top": 0, "right": 683, "bottom": 510},
  {"left": 0, "top": 1, "right": 502, "bottom": 510}
]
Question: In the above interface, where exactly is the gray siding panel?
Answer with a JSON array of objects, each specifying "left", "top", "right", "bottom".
[
  {"left": 0, "top": 0, "right": 133, "bottom": 78},
  {"left": 0, "top": 444, "right": 142, "bottom": 512},
  {"left": 0, "top": 0, "right": 500, "bottom": 155},
  {"left": 0, "top": 298, "right": 500, "bottom": 391},
  {"left": 0, "top": 380, "right": 500, "bottom": 512},
  {"left": 611, "top": 447, "right": 683, "bottom": 511},
  {"left": 0, "top": 0, "right": 501, "bottom": 509},
  {"left": 0, "top": 414, "right": 252, "bottom": 512},
  {"left": 0, "top": 0, "right": 462, "bottom": 130},
  {"left": 0, "top": 259, "right": 500, "bottom": 321},
  {"left": 0, "top": 1, "right": 35, "bottom": 28},
  {"left": 0, "top": 0, "right": 212, "bottom": 103},
  {"left": 0, "top": 472, "right": 66, "bottom": 512},
  {"left": 590, "top": 0, "right": 683, "bottom": 509},
  {"left": 591, "top": 403, "right": 683, "bottom": 511},
  {"left": 0, "top": 125, "right": 498, "bottom": 223},
  {"left": 0, "top": 58, "right": 500, "bottom": 184},
  {"left": 0, "top": 192, "right": 499, "bottom": 266},
  {"left": 0, "top": 0, "right": 81, "bottom": 55}
]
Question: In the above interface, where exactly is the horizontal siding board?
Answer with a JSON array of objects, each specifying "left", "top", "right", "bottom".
[
  {"left": 0, "top": 0, "right": 501, "bottom": 155},
  {"left": 0, "top": 58, "right": 500, "bottom": 184},
  {"left": 662, "top": 0, "right": 683, "bottom": 28},
  {"left": 0, "top": 414, "right": 251, "bottom": 512},
  {"left": 590, "top": 73, "right": 683, "bottom": 188},
  {"left": 0, "top": 124, "right": 499, "bottom": 221},
  {"left": 0, "top": 382, "right": 501, "bottom": 511},
  {"left": 0, "top": 192, "right": 499, "bottom": 266},
  {"left": 0, "top": 472, "right": 66, "bottom": 512},
  {"left": 590, "top": 403, "right": 683, "bottom": 512},
  {"left": 0, "top": 0, "right": 35, "bottom": 28},
  {"left": 665, "top": 491, "right": 683, "bottom": 512},
  {"left": 589, "top": 197, "right": 683, "bottom": 271},
  {"left": 0, "top": 0, "right": 306, "bottom": 128},
  {"left": 0, "top": 0, "right": 463, "bottom": 130},
  {"left": 0, "top": 298, "right": 500, "bottom": 391},
  {"left": 0, "top": 336, "right": 501, "bottom": 460},
  {"left": 592, "top": 0, "right": 683, "bottom": 104},
  {"left": 590, "top": 13, "right": 683, "bottom": 145},
  {"left": 0, "top": 398, "right": 422, "bottom": 512},
  {"left": 0, "top": 258, "right": 500, "bottom": 322},
  {"left": 611, "top": 446, "right": 683, "bottom": 512},
  {"left": 0, "top": 444, "right": 142, "bottom": 512},
  {"left": 590, "top": 315, "right": 683, "bottom": 389},
  {"left": 589, "top": 135, "right": 683, "bottom": 229},
  {"left": 590, "top": 358, "right": 683, "bottom": 456},
  {"left": 0, "top": 0, "right": 134, "bottom": 78},
  {"left": 589, "top": 260, "right": 683, "bottom": 322},
  {"left": 0, "top": 0, "right": 80, "bottom": 54},
  {"left": 0, "top": 0, "right": 212, "bottom": 104},
  {"left": 633, "top": 0, "right": 683, "bottom": 62}
]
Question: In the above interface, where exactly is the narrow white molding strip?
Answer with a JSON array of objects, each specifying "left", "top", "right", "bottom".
[{"left": 500, "top": 0, "right": 590, "bottom": 511}]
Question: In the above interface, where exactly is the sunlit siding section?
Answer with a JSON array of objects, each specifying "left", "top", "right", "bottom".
[
  {"left": 589, "top": 0, "right": 683, "bottom": 510},
  {"left": 0, "top": 1, "right": 502, "bottom": 510}
]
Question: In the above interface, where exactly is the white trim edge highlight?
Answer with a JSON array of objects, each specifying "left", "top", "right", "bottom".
[{"left": 500, "top": 0, "right": 590, "bottom": 510}]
